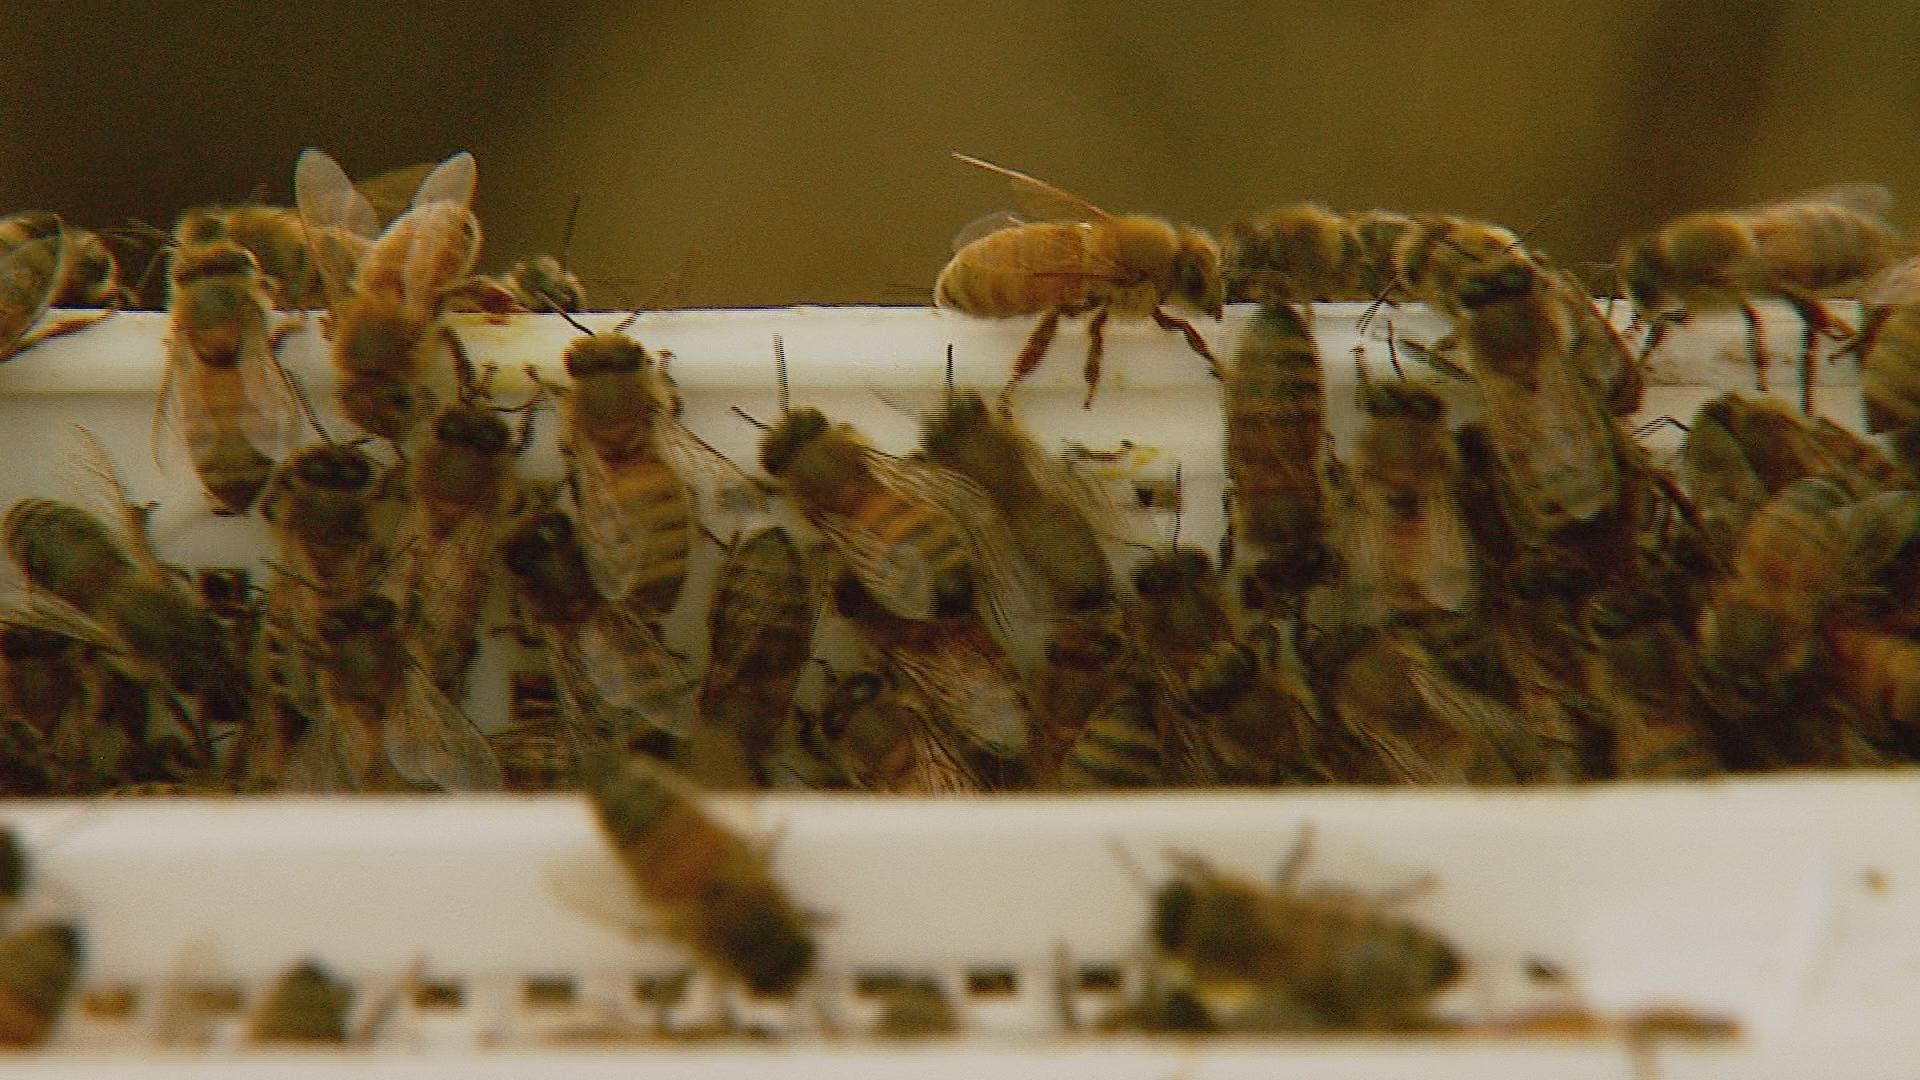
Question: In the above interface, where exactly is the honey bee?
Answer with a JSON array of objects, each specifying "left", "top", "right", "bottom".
[
  {"left": 581, "top": 751, "right": 817, "bottom": 996},
  {"left": 917, "top": 388, "right": 1115, "bottom": 614},
  {"left": 159, "top": 236, "right": 297, "bottom": 514},
  {"left": 1553, "top": 272, "right": 1644, "bottom": 417},
  {"left": 1619, "top": 184, "right": 1904, "bottom": 413},
  {"left": 1342, "top": 373, "right": 1477, "bottom": 621},
  {"left": 696, "top": 525, "right": 820, "bottom": 785},
  {"left": 1698, "top": 392, "right": 1895, "bottom": 499},
  {"left": 51, "top": 227, "right": 127, "bottom": 309},
  {"left": 1316, "top": 626, "right": 1535, "bottom": 784},
  {"left": 1221, "top": 203, "right": 1407, "bottom": 303},
  {"left": 295, "top": 148, "right": 482, "bottom": 441},
  {"left": 1224, "top": 301, "right": 1333, "bottom": 611},
  {"left": 1858, "top": 257, "right": 1920, "bottom": 467},
  {"left": 1697, "top": 479, "right": 1920, "bottom": 722},
  {"left": 557, "top": 327, "right": 760, "bottom": 620},
  {"left": 833, "top": 572, "right": 1032, "bottom": 784},
  {"left": 1126, "top": 545, "right": 1237, "bottom": 784},
  {"left": 757, "top": 402, "right": 1017, "bottom": 625},
  {"left": 0, "top": 212, "right": 95, "bottom": 364},
  {"left": 400, "top": 391, "right": 530, "bottom": 697},
  {"left": 175, "top": 202, "right": 337, "bottom": 309},
  {"left": 500, "top": 509, "right": 697, "bottom": 761},
  {"left": 502, "top": 254, "right": 587, "bottom": 313},
  {"left": 1029, "top": 607, "right": 1149, "bottom": 784},
  {"left": 1454, "top": 255, "right": 1622, "bottom": 541},
  {"left": 1382, "top": 212, "right": 1531, "bottom": 320},
  {"left": 937, "top": 153, "right": 1223, "bottom": 407},
  {"left": 0, "top": 922, "right": 83, "bottom": 1047},
  {"left": 1580, "top": 586, "right": 1721, "bottom": 778},
  {"left": 805, "top": 668, "right": 942, "bottom": 793},
  {"left": 1053, "top": 675, "right": 1164, "bottom": 790},
  {"left": 249, "top": 959, "right": 352, "bottom": 1044},
  {"left": 2, "top": 437, "right": 245, "bottom": 720},
  {"left": 258, "top": 441, "right": 390, "bottom": 609},
  {"left": 492, "top": 669, "right": 575, "bottom": 791},
  {"left": 1148, "top": 831, "right": 1460, "bottom": 1031},
  {"left": 1183, "top": 623, "right": 1323, "bottom": 785},
  {"left": 279, "top": 591, "right": 502, "bottom": 792}
]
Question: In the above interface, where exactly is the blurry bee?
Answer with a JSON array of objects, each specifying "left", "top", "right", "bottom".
[
  {"left": 258, "top": 441, "right": 389, "bottom": 605},
  {"left": 1858, "top": 257, "right": 1920, "bottom": 469},
  {"left": 805, "top": 669, "right": 938, "bottom": 793},
  {"left": 696, "top": 525, "right": 820, "bottom": 785},
  {"left": 175, "top": 202, "right": 343, "bottom": 309},
  {"left": 1053, "top": 675, "right": 1164, "bottom": 790},
  {"left": 492, "top": 669, "right": 575, "bottom": 791},
  {"left": 557, "top": 326, "right": 760, "bottom": 619},
  {"left": 400, "top": 389, "right": 531, "bottom": 697},
  {"left": 581, "top": 751, "right": 817, "bottom": 996},
  {"left": 50, "top": 227, "right": 126, "bottom": 309},
  {"left": 1580, "top": 586, "right": 1721, "bottom": 778},
  {"left": 1678, "top": 401, "right": 1772, "bottom": 565},
  {"left": 917, "top": 388, "right": 1115, "bottom": 613},
  {"left": 1343, "top": 372, "right": 1477, "bottom": 621},
  {"left": 937, "top": 153, "right": 1224, "bottom": 407},
  {"left": 1697, "top": 479, "right": 1920, "bottom": 721},
  {"left": 1454, "top": 255, "right": 1622, "bottom": 540},
  {"left": 1224, "top": 301, "right": 1332, "bottom": 611},
  {"left": 757, "top": 401, "right": 1018, "bottom": 624},
  {"left": 295, "top": 148, "right": 482, "bottom": 440},
  {"left": 279, "top": 591, "right": 502, "bottom": 792},
  {"left": 1029, "top": 607, "right": 1148, "bottom": 784},
  {"left": 3, "top": 438, "right": 244, "bottom": 714},
  {"left": 1619, "top": 184, "right": 1903, "bottom": 413},
  {"left": 1699, "top": 392, "right": 1895, "bottom": 499},
  {"left": 0, "top": 923, "right": 83, "bottom": 1047},
  {"left": 1126, "top": 545, "right": 1236, "bottom": 784},
  {"left": 1825, "top": 625, "right": 1920, "bottom": 755},
  {"left": 500, "top": 509, "right": 696, "bottom": 760},
  {"left": 1148, "top": 831, "right": 1460, "bottom": 1031},
  {"left": 0, "top": 212, "right": 94, "bottom": 364},
  {"left": 159, "top": 236, "right": 297, "bottom": 514},
  {"left": 1183, "top": 622, "right": 1323, "bottom": 785},
  {"left": 501, "top": 254, "right": 587, "bottom": 313},
  {"left": 834, "top": 571, "right": 1032, "bottom": 782},
  {"left": 1381, "top": 212, "right": 1530, "bottom": 321},
  {"left": 869, "top": 975, "right": 958, "bottom": 1039},
  {"left": 249, "top": 960, "right": 352, "bottom": 1044},
  {"left": 1552, "top": 271, "right": 1644, "bottom": 416},
  {"left": 1221, "top": 202, "right": 1408, "bottom": 304},
  {"left": 0, "top": 626, "right": 88, "bottom": 757}
]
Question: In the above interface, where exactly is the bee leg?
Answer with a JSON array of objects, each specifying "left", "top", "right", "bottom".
[
  {"left": 1150, "top": 307, "right": 1223, "bottom": 380},
  {"left": 1738, "top": 300, "right": 1769, "bottom": 395},
  {"left": 1082, "top": 306, "right": 1110, "bottom": 409},
  {"left": 1779, "top": 289, "right": 1847, "bottom": 416},
  {"left": 443, "top": 325, "right": 477, "bottom": 394},
  {"left": 1001, "top": 308, "right": 1064, "bottom": 408}
]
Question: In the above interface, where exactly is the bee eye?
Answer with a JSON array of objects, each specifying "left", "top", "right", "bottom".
[{"left": 356, "top": 596, "right": 397, "bottom": 629}]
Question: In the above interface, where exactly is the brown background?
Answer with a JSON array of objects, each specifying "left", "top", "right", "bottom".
[{"left": 2, "top": 2, "right": 1916, "bottom": 307}]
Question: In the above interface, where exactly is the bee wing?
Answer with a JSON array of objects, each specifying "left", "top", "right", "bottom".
[
  {"left": 1838, "top": 489, "right": 1920, "bottom": 583},
  {"left": 1678, "top": 411, "right": 1767, "bottom": 560},
  {"left": 951, "top": 152, "right": 1113, "bottom": 224},
  {"left": 951, "top": 210, "right": 1028, "bottom": 253},
  {"left": 0, "top": 232, "right": 66, "bottom": 355},
  {"left": 702, "top": 525, "right": 819, "bottom": 689},
  {"left": 554, "top": 611, "right": 697, "bottom": 744},
  {"left": 1863, "top": 256, "right": 1920, "bottom": 309},
  {"left": 1772, "top": 182, "right": 1896, "bottom": 219},
  {"left": 396, "top": 508, "right": 497, "bottom": 689},
  {"left": 654, "top": 415, "right": 772, "bottom": 532},
  {"left": 398, "top": 204, "right": 482, "bottom": 322},
  {"left": 409, "top": 151, "right": 478, "bottom": 211},
  {"left": 294, "top": 149, "right": 380, "bottom": 305},
  {"left": 0, "top": 590, "right": 119, "bottom": 653},
  {"left": 570, "top": 438, "right": 688, "bottom": 603},
  {"left": 1475, "top": 348, "right": 1619, "bottom": 531},
  {"left": 281, "top": 707, "right": 360, "bottom": 793},
  {"left": 1346, "top": 481, "right": 1476, "bottom": 618},
  {"left": 863, "top": 451, "right": 1033, "bottom": 632},
  {"left": 893, "top": 633, "right": 1031, "bottom": 759},
  {"left": 384, "top": 664, "right": 504, "bottom": 791}
]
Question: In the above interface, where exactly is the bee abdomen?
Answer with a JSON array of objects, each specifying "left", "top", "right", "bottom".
[{"left": 1057, "top": 690, "right": 1163, "bottom": 789}]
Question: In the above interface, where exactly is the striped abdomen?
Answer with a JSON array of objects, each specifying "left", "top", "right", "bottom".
[{"left": 936, "top": 221, "right": 1098, "bottom": 316}]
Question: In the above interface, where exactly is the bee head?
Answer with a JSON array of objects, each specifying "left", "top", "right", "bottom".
[
  {"left": 1618, "top": 238, "right": 1666, "bottom": 312},
  {"left": 563, "top": 333, "right": 649, "bottom": 379},
  {"left": 760, "top": 408, "right": 830, "bottom": 477},
  {"left": 1132, "top": 546, "right": 1212, "bottom": 597},
  {"left": 435, "top": 405, "right": 509, "bottom": 454},
  {"left": 1148, "top": 876, "right": 1197, "bottom": 954},
  {"left": 1173, "top": 230, "right": 1225, "bottom": 318},
  {"left": 171, "top": 240, "right": 259, "bottom": 286},
  {"left": 293, "top": 446, "right": 374, "bottom": 491}
]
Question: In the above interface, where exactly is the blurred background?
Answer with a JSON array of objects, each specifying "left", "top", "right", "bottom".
[{"left": 2, "top": 1, "right": 1916, "bottom": 307}]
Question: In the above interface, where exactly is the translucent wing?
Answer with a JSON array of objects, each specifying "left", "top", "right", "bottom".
[
  {"left": 397, "top": 203, "right": 483, "bottom": 322},
  {"left": 863, "top": 451, "right": 1033, "bottom": 631},
  {"left": 0, "top": 232, "right": 66, "bottom": 357},
  {"left": 951, "top": 152, "right": 1113, "bottom": 223},
  {"left": 294, "top": 149, "right": 379, "bottom": 305},
  {"left": 551, "top": 610, "right": 697, "bottom": 746},
  {"left": 397, "top": 507, "right": 498, "bottom": 696},
  {"left": 0, "top": 589, "right": 119, "bottom": 653},
  {"left": 892, "top": 626, "right": 1031, "bottom": 759},
  {"left": 384, "top": 665, "right": 503, "bottom": 791},
  {"left": 951, "top": 210, "right": 1028, "bottom": 253},
  {"left": 703, "top": 525, "right": 818, "bottom": 691},
  {"left": 281, "top": 707, "right": 359, "bottom": 793},
  {"left": 1838, "top": 489, "right": 1920, "bottom": 583},
  {"left": 350, "top": 162, "right": 438, "bottom": 225},
  {"left": 654, "top": 414, "right": 771, "bottom": 533},
  {"left": 410, "top": 151, "right": 478, "bottom": 210},
  {"left": 1474, "top": 346, "right": 1620, "bottom": 534},
  {"left": 1862, "top": 255, "right": 1920, "bottom": 309},
  {"left": 1347, "top": 478, "right": 1476, "bottom": 619},
  {"left": 1767, "top": 182, "right": 1896, "bottom": 219},
  {"left": 1678, "top": 410, "right": 1768, "bottom": 561}
]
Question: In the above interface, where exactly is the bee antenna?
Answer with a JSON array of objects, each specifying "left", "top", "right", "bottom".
[
  {"left": 944, "top": 343, "right": 955, "bottom": 403},
  {"left": 731, "top": 406, "right": 770, "bottom": 432},
  {"left": 367, "top": 537, "right": 415, "bottom": 589},
  {"left": 774, "top": 335, "right": 791, "bottom": 416},
  {"left": 263, "top": 558, "right": 324, "bottom": 595},
  {"left": 1512, "top": 196, "right": 1571, "bottom": 250},
  {"left": 1385, "top": 320, "right": 1405, "bottom": 380},
  {"left": 282, "top": 368, "right": 335, "bottom": 444},
  {"left": 1354, "top": 349, "right": 1374, "bottom": 393},
  {"left": 555, "top": 309, "right": 594, "bottom": 336},
  {"left": 1355, "top": 275, "right": 1404, "bottom": 335},
  {"left": 1169, "top": 464, "right": 1184, "bottom": 549},
  {"left": 613, "top": 307, "right": 643, "bottom": 335},
  {"left": 558, "top": 192, "right": 581, "bottom": 270}
]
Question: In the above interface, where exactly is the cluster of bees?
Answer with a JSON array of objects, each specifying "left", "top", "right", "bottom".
[{"left": 0, "top": 152, "right": 1919, "bottom": 799}]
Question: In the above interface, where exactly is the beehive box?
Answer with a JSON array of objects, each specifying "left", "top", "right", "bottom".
[{"left": 0, "top": 302, "right": 1911, "bottom": 1077}]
